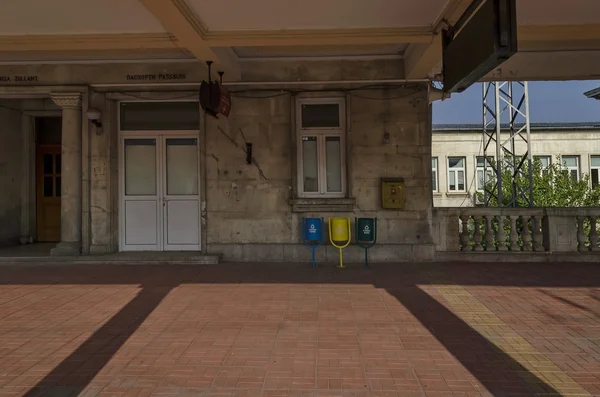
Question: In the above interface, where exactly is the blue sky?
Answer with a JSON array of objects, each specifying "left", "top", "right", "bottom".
[{"left": 433, "top": 80, "right": 600, "bottom": 125}]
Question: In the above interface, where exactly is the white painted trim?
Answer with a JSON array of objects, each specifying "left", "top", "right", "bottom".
[
  {"left": 295, "top": 97, "right": 347, "bottom": 198},
  {"left": 590, "top": 154, "right": 600, "bottom": 189},
  {"left": 119, "top": 130, "right": 202, "bottom": 252},
  {"left": 562, "top": 154, "right": 581, "bottom": 182},
  {"left": 118, "top": 135, "right": 160, "bottom": 252},
  {"left": 431, "top": 157, "right": 439, "bottom": 193},
  {"left": 447, "top": 155, "right": 467, "bottom": 193}
]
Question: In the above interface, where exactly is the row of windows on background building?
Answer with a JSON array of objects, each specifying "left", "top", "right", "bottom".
[{"left": 431, "top": 155, "right": 600, "bottom": 193}]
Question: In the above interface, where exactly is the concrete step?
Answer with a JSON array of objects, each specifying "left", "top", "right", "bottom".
[{"left": 0, "top": 251, "right": 221, "bottom": 265}]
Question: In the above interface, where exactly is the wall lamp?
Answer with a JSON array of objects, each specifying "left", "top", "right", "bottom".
[{"left": 87, "top": 108, "right": 103, "bottom": 128}]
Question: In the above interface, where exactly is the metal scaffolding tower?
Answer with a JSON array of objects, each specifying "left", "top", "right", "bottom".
[{"left": 481, "top": 81, "right": 534, "bottom": 207}]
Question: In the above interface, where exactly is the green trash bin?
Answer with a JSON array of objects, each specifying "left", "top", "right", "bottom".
[
  {"left": 357, "top": 218, "right": 375, "bottom": 244},
  {"left": 355, "top": 217, "right": 377, "bottom": 267}
]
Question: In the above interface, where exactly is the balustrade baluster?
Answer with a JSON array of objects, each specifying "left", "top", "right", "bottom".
[
  {"left": 509, "top": 215, "right": 520, "bottom": 251},
  {"left": 533, "top": 215, "right": 545, "bottom": 252},
  {"left": 485, "top": 215, "right": 496, "bottom": 251},
  {"left": 577, "top": 216, "right": 587, "bottom": 252},
  {"left": 496, "top": 215, "right": 508, "bottom": 251},
  {"left": 459, "top": 215, "right": 471, "bottom": 252},
  {"left": 521, "top": 216, "right": 532, "bottom": 251},
  {"left": 590, "top": 216, "right": 599, "bottom": 252},
  {"left": 473, "top": 215, "right": 483, "bottom": 251}
]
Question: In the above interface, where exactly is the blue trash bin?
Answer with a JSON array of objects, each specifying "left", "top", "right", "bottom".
[{"left": 302, "top": 217, "right": 324, "bottom": 268}]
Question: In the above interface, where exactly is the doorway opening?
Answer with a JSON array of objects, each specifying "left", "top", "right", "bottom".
[{"left": 118, "top": 101, "right": 201, "bottom": 252}]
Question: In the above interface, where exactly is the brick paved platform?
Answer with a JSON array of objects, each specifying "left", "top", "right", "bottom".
[{"left": 0, "top": 262, "right": 598, "bottom": 397}]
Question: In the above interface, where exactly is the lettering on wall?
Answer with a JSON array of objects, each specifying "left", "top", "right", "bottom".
[
  {"left": 0, "top": 75, "right": 39, "bottom": 83},
  {"left": 126, "top": 73, "right": 187, "bottom": 81},
  {"left": 0, "top": 73, "right": 189, "bottom": 84}
]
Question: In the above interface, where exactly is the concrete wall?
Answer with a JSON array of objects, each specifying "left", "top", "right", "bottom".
[
  {"left": 205, "top": 84, "right": 434, "bottom": 262},
  {"left": 0, "top": 104, "right": 22, "bottom": 246},
  {"left": 0, "top": 59, "right": 432, "bottom": 261},
  {"left": 432, "top": 129, "right": 600, "bottom": 207}
]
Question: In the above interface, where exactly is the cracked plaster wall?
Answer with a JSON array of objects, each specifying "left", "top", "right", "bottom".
[{"left": 204, "top": 84, "right": 434, "bottom": 261}]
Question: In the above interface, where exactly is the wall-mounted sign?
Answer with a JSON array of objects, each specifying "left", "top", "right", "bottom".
[
  {"left": 0, "top": 62, "right": 202, "bottom": 86},
  {"left": 126, "top": 73, "right": 187, "bottom": 81},
  {"left": 0, "top": 75, "right": 39, "bottom": 83},
  {"left": 218, "top": 85, "right": 231, "bottom": 117}
]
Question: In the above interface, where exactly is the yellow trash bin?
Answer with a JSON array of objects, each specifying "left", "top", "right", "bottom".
[{"left": 329, "top": 217, "right": 351, "bottom": 268}]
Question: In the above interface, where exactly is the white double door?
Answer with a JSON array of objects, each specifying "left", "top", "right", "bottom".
[{"left": 120, "top": 133, "right": 201, "bottom": 251}]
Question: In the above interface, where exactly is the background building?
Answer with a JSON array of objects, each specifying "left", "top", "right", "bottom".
[{"left": 432, "top": 123, "right": 600, "bottom": 207}]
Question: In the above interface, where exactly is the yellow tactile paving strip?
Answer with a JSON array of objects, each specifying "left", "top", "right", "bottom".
[{"left": 435, "top": 285, "right": 592, "bottom": 396}]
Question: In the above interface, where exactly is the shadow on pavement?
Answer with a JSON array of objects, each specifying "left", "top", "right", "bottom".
[{"left": 2, "top": 261, "right": 596, "bottom": 396}]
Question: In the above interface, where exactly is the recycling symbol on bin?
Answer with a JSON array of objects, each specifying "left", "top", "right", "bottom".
[
  {"left": 363, "top": 225, "right": 371, "bottom": 235},
  {"left": 309, "top": 224, "right": 316, "bottom": 233}
]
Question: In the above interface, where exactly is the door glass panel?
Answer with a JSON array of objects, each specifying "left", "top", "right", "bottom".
[
  {"left": 166, "top": 138, "right": 198, "bottom": 195},
  {"left": 55, "top": 154, "right": 61, "bottom": 174},
  {"left": 55, "top": 177, "right": 61, "bottom": 197},
  {"left": 449, "top": 172, "right": 456, "bottom": 190},
  {"left": 125, "top": 139, "right": 156, "bottom": 196},
  {"left": 43, "top": 177, "right": 53, "bottom": 197},
  {"left": 43, "top": 154, "right": 53, "bottom": 174},
  {"left": 325, "top": 136, "right": 342, "bottom": 192},
  {"left": 302, "top": 136, "right": 318, "bottom": 193}
]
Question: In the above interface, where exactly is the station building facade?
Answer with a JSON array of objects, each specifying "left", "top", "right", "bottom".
[{"left": 0, "top": 60, "right": 435, "bottom": 262}]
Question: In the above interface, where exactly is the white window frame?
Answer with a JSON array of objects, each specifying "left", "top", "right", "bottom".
[
  {"left": 447, "top": 156, "right": 466, "bottom": 192},
  {"left": 432, "top": 157, "right": 439, "bottom": 192},
  {"left": 533, "top": 155, "right": 551, "bottom": 175},
  {"left": 296, "top": 97, "right": 346, "bottom": 198},
  {"left": 562, "top": 155, "right": 580, "bottom": 182},
  {"left": 591, "top": 155, "right": 600, "bottom": 189},
  {"left": 475, "top": 156, "right": 495, "bottom": 192}
]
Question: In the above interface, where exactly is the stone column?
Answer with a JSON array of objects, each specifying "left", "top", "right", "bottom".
[
  {"left": 20, "top": 114, "right": 35, "bottom": 244},
  {"left": 50, "top": 93, "right": 83, "bottom": 256}
]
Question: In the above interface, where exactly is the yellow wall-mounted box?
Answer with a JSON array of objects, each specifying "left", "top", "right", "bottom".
[{"left": 381, "top": 178, "right": 405, "bottom": 209}]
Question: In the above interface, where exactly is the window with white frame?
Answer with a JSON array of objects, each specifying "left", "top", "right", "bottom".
[
  {"left": 447, "top": 157, "right": 466, "bottom": 192},
  {"left": 476, "top": 156, "right": 495, "bottom": 192},
  {"left": 534, "top": 155, "right": 551, "bottom": 169},
  {"left": 562, "top": 156, "right": 580, "bottom": 182},
  {"left": 432, "top": 157, "right": 438, "bottom": 192},
  {"left": 533, "top": 155, "right": 551, "bottom": 177},
  {"left": 591, "top": 156, "right": 600, "bottom": 189},
  {"left": 297, "top": 98, "right": 345, "bottom": 197}
]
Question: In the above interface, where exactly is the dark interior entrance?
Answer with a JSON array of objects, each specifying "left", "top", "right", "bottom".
[{"left": 36, "top": 117, "right": 62, "bottom": 242}]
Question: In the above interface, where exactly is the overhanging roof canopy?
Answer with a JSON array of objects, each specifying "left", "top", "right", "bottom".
[{"left": 0, "top": 0, "right": 599, "bottom": 82}]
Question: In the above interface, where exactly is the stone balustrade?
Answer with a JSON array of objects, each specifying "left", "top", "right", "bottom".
[{"left": 433, "top": 207, "right": 600, "bottom": 254}]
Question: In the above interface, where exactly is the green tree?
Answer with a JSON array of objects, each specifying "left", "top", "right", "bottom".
[{"left": 477, "top": 156, "right": 600, "bottom": 207}]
